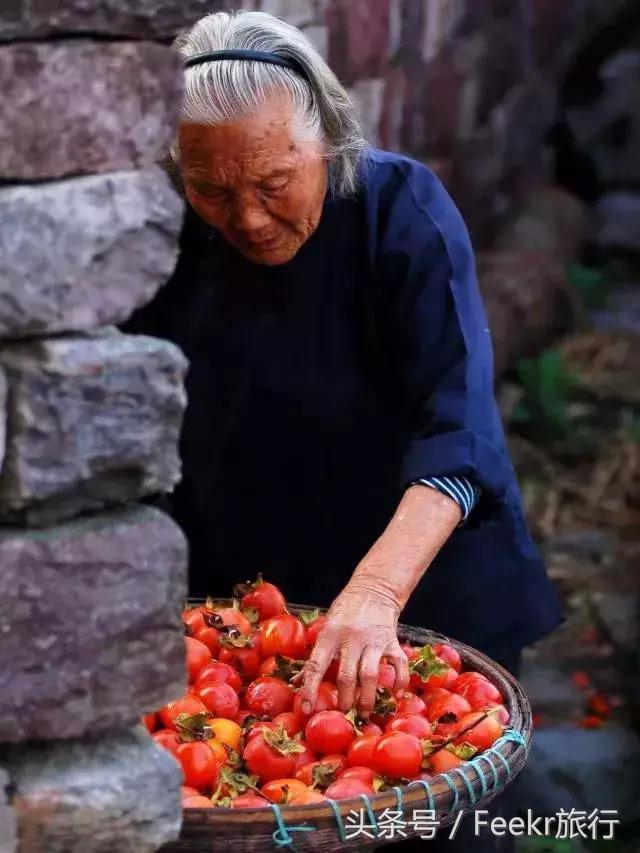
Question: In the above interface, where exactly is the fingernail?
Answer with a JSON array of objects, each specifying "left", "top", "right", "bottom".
[{"left": 301, "top": 701, "right": 312, "bottom": 715}]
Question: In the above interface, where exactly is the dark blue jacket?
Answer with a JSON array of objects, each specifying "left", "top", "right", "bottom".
[{"left": 125, "top": 149, "right": 563, "bottom": 658}]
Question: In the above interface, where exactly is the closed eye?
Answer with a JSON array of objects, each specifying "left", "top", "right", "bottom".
[
  {"left": 190, "top": 182, "right": 228, "bottom": 198},
  {"left": 261, "top": 177, "right": 289, "bottom": 193}
]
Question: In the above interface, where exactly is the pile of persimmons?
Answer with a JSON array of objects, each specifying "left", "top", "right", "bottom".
[{"left": 143, "top": 577, "right": 508, "bottom": 809}]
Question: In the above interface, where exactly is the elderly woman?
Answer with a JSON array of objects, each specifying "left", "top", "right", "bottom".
[{"left": 127, "top": 9, "right": 560, "bottom": 744}]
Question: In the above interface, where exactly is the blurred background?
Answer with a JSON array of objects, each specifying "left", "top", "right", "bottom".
[{"left": 231, "top": 1, "right": 640, "bottom": 850}]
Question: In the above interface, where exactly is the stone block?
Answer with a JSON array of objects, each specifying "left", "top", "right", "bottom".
[
  {"left": 301, "top": 24, "right": 328, "bottom": 58},
  {"left": 255, "top": 0, "right": 314, "bottom": 28},
  {"left": 0, "top": 506, "right": 188, "bottom": 742},
  {"left": 477, "top": 250, "right": 569, "bottom": 376},
  {"left": 496, "top": 185, "right": 588, "bottom": 264},
  {"left": 0, "top": 769, "right": 17, "bottom": 853},
  {"left": 0, "top": 0, "right": 227, "bottom": 40},
  {"left": 1, "top": 727, "right": 182, "bottom": 853},
  {"left": 327, "top": 0, "right": 391, "bottom": 85},
  {"left": 0, "top": 167, "right": 183, "bottom": 339},
  {"left": 349, "top": 78, "right": 385, "bottom": 146},
  {"left": 0, "top": 369, "right": 6, "bottom": 475},
  {"left": 0, "top": 41, "right": 182, "bottom": 181},
  {"left": 595, "top": 191, "right": 640, "bottom": 253},
  {"left": 0, "top": 331, "right": 187, "bottom": 525}
]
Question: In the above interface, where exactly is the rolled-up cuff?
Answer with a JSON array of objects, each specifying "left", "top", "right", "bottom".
[{"left": 410, "top": 475, "right": 481, "bottom": 524}]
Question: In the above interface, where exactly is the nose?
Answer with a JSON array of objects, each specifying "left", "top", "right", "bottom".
[{"left": 231, "top": 194, "right": 272, "bottom": 233}]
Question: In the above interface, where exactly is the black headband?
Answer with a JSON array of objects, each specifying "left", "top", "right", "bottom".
[{"left": 183, "top": 49, "right": 308, "bottom": 81}]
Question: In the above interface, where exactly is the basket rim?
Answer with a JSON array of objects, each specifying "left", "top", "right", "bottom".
[{"left": 179, "top": 598, "right": 532, "bottom": 826}]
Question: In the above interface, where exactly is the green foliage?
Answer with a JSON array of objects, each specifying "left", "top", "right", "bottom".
[
  {"left": 567, "top": 264, "right": 611, "bottom": 310},
  {"left": 511, "top": 349, "right": 581, "bottom": 442}
]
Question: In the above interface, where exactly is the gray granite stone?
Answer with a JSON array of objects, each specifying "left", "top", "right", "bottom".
[
  {"left": 0, "top": 506, "right": 188, "bottom": 742},
  {"left": 0, "top": 368, "right": 6, "bottom": 477},
  {"left": 0, "top": 0, "right": 226, "bottom": 40},
  {"left": 0, "top": 331, "right": 187, "bottom": 525},
  {"left": 0, "top": 168, "right": 183, "bottom": 339},
  {"left": 1, "top": 726, "right": 182, "bottom": 853},
  {"left": 0, "top": 41, "right": 182, "bottom": 181}
]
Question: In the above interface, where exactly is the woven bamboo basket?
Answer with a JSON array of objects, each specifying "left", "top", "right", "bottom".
[{"left": 161, "top": 601, "right": 532, "bottom": 852}]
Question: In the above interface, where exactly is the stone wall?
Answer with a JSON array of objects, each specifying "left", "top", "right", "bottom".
[
  {"left": 0, "top": 3, "right": 614, "bottom": 851},
  {"left": 0, "top": 5, "right": 196, "bottom": 851}
]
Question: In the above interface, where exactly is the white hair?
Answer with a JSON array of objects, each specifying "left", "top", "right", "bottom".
[{"left": 173, "top": 10, "right": 367, "bottom": 196}]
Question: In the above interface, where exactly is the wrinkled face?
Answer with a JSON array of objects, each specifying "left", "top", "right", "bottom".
[{"left": 179, "top": 97, "right": 328, "bottom": 265}]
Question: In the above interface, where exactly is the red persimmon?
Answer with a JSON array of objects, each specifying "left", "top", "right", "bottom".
[
  {"left": 347, "top": 734, "right": 381, "bottom": 769},
  {"left": 295, "top": 755, "right": 346, "bottom": 788},
  {"left": 260, "top": 615, "right": 307, "bottom": 660},
  {"left": 219, "top": 640, "right": 262, "bottom": 680},
  {"left": 291, "top": 743, "right": 317, "bottom": 774},
  {"left": 243, "top": 730, "right": 303, "bottom": 783},
  {"left": 159, "top": 695, "right": 207, "bottom": 731},
  {"left": 240, "top": 577, "right": 286, "bottom": 622},
  {"left": 143, "top": 712, "right": 157, "bottom": 733},
  {"left": 305, "top": 711, "right": 356, "bottom": 755},
  {"left": 395, "top": 693, "right": 427, "bottom": 717},
  {"left": 480, "top": 703, "right": 510, "bottom": 725},
  {"left": 304, "top": 614, "right": 327, "bottom": 647},
  {"left": 453, "top": 677, "right": 503, "bottom": 709},
  {"left": 195, "top": 662, "right": 242, "bottom": 694},
  {"left": 359, "top": 721, "right": 383, "bottom": 738},
  {"left": 372, "top": 733, "right": 422, "bottom": 779},
  {"left": 289, "top": 789, "right": 327, "bottom": 805},
  {"left": 273, "top": 712, "right": 304, "bottom": 738},
  {"left": 245, "top": 677, "right": 293, "bottom": 718},
  {"left": 231, "top": 793, "right": 270, "bottom": 808},
  {"left": 194, "top": 626, "right": 221, "bottom": 657},
  {"left": 153, "top": 729, "right": 180, "bottom": 755},
  {"left": 261, "top": 778, "right": 308, "bottom": 803},
  {"left": 386, "top": 713, "right": 432, "bottom": 739},
  {"left": 183, "top": 795, "right": 215, "bottom": 809},
  {"left": 454, "top": 712, "right": 503, "bottom": 751},
  {"left": 377, "top": 662, "right": 397, "bottom": 691},
  {"left": 199, "top": 682, "right": 241, "bottom": 720},
  {"left": 325, "top": 777, "right": 374, "bottom": 799},
  {"left": 340, "top": 766, "right": 380, "bottom": 787},
  {"left": 424, "top": 692, "right": 472, "bottom": 724},
  {"left": 183, "top": 608, "right": 207, "bottom": 635},
  {"left": 433, "top": 643, "right": 462, "bottom": 673},
  {"left": 175, "top": 742, "right": 220, "bottom": 791},
  {"left": 293, "top": 682, "right": 339, "bottom": 718},
  {"left": 215, "top": 607, "right": 253, "bottom": 635},
  {"left": 412, "top": 665, "right": 457, "bottom": 692},
  {"left": 185, "top": 636, "right": 212, "bottom": 684},
  {"left": 428, "top": 749, "right": 464, "bottom": 773},
  {"left": 246, "top": 721, "right": 278, "bottom": 742}
]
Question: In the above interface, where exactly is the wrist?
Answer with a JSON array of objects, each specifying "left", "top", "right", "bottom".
[{"left": 341, "top": 573, "right": 404, "bottom": 619}]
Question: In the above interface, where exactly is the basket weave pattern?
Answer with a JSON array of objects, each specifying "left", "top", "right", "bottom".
[{"left": 162, "top": 604, "right": 532, "bottom": 852}]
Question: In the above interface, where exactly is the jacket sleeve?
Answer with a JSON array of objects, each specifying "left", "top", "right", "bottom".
[{"left": 373, "top": 159, "right": 514, "bottom": 507}]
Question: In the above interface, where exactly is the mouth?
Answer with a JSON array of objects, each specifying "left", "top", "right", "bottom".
[{"left": 247, "top": 234, "right": 282, "bottom": 252}]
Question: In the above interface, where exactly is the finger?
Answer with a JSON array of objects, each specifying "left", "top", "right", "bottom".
[
  {"left": 357, "top": 645, "right": 383, "bottom": 718},
  {"left": 298, "top": 635, "right": 336, "bottom": 715},
  {"left": 336, "top": 642, "right": 362, "bottom": 712},
  {"left": 386, "top": 641, "right": 410, "bottom": 695}
]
